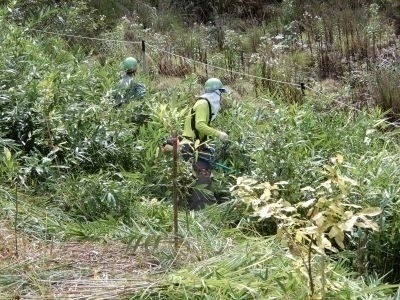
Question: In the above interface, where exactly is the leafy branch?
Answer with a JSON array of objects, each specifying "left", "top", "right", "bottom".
[{"left": 231, "top": 154, "right": 382, "bottom": 298}]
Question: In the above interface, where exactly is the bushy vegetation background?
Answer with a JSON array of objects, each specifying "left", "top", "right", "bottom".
[{"left": 1, "top": 0, "right": 400, "bottom": 298}]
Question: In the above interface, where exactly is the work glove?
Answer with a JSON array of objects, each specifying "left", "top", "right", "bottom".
[
  {"left": 217, "top": 131, "right": 229, "bottom": 142},
  {"left": 161, "top": 144, "right": 173, "bottom": 153}
]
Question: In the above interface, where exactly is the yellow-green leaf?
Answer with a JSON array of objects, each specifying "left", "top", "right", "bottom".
[
  {"left": 334, "top": 231, "right": 345, "bottom": 248},
  {"left": 260, "top": 189, "right": 271, "bottom": 201},
  {"left": 321, "top": 235, "right": 333, "bottom": 249},
  {"left": 328, "top": 225, "right": 341, "bottom": 239},
  {"left": 356, "top": 219, "right": 380, "bottom": 231},
  {"left": 342, "top": 204, "right": 362, "bottom": 209},
  {"left": 312, "top": 212, "right": 325, "bottom": 227},
  {"left": 303, "top": 225, "right": 318, "bottom": 235},
  {"left": 340, "top": 215, "right": 359, "bottom": 231},
  {"left": 4, "top": 147, "right": 11, "bottom": 161},
  {"left": 296, "top": 198, "right": 316, "bottom": 208},
  {"left": 301, "top": 186, "right": 315, "bottom": 192},
  {"left": 256, "top": 206, "right": 272, "bottom": 219},
  {"left": 254, "top": 182, "right": 271, "bottom": 189},
  {"left": 341, "top": 176, "right": 358, "bottom": 185},
  {"left": 295, "top": 231, "right": 305, "bottom": 243},
  {"left": 282, "top": 206, "right": 297, "bottom": 213},
  {"left": 359, "top": 207, "right": 382, "bottom": 217},
  {"left": 330, "top": 154, "right": 344, "bottom": 164},
  {"left": 320, "top": 180, "right": 332, "bottom": 191},
  {"left": 343, "top": 210, "right": 354, "bottom": 218},
  {"left": 336, "top": 154, "right": 344, "bottom": 164},
  {"left": 275, "top": 181, "right": 289, "bottom": 186}
]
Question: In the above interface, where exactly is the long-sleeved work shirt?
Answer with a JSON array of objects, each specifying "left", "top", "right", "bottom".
[
  {"left": 114, "top": 74, "right": 146, "bottom": 107},
  {"left": 182, "top": 99, "right": 219, "bottom": 142}
]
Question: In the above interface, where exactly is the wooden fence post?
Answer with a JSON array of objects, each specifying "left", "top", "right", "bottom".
[{"left": 172, "top": 131, "right": 179, "bottom": 250}]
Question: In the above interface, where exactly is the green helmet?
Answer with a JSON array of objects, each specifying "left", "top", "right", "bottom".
[
  {"left": 204, "top": 78, "right": 227, "bottom": 93},
  {"left": 122, "top": 57, "right": 138, "bottom": 72}
]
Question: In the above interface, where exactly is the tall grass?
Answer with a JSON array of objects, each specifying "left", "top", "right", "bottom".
[{"left": 1, "top": 2, "right": 400, "bottom": 299}]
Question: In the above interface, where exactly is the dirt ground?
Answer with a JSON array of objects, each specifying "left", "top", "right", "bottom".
[{"left": 0, "top": 222, "right": 162, "bottom": 299}]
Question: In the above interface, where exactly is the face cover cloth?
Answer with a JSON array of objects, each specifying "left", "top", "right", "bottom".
[{"left": 200, "top": 91, "right": 221, "bottom": 121}]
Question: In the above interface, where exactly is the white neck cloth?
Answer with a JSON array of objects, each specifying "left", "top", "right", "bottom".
[{"left": 199, "top": 91, "right": 221, "bottom": 121}]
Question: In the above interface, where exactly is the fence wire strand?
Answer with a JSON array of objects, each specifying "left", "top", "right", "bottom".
[
  {"left": 145, "top": 43, "right": 302, "bottom": 88},
  {"left": 26, "top": 27, "right": 399, "bottom": 128},
  {"left": 29, "top": 28, "right": 142, "bottom": 45}
]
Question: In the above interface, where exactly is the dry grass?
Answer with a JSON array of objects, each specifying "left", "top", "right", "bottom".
[
  {"left": 154, "top": 75, "right": 188, "bottom": 92},
  {"left": 158, "top": 57, "right": 192, "bottom": 77},
  {"left": 0, "top": 222, "right": 161, "bottom": 299}
]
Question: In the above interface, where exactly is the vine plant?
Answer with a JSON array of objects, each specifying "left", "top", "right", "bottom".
[{"left": 231, "top": 154, "right": 382, "bottom": 298}]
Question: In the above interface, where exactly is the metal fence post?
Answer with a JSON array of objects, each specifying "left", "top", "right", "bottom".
[{"left": 141, "top": 40, "right": 147, "bottom": 73}]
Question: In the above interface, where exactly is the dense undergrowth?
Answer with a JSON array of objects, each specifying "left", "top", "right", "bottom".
[{"left": 1, "top": 0, "right": 400, "bottom": 299}]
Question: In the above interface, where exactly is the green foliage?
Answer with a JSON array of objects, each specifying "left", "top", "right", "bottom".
[
  {"left": 0, "top": 147, "right": 19, "bottom": 184},
  {"left": 140, "top": 233, "right": 394, "bottom": 299},
  {"left": 1, "top": 1, "right": 400, "bottom": 298},
  {"left": 53, "top": 172, "right": 144, "bottom": 221},
  {"left": 7, "top": 0, "right": 105, "bottom": 40}
]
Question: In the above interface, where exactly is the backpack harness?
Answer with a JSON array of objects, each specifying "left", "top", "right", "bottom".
[{"left": 191, "top": 97, "right": 212, "bottom": 143}]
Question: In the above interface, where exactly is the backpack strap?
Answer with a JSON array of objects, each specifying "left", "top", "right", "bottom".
[{"left": 191, "top": 97, "right": 212, "bottom": 143}]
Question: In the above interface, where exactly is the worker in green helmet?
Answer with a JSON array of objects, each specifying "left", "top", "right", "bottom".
[
  {"left": 113, "top": 56, "right": 146, "bottom": 108},
  {"left": 181, "top": 77, "right": 229, "bottom": 210}
]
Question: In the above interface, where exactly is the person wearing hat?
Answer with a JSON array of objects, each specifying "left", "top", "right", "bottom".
[
  {"left": 113, "top": 56, "right": 146, "bottom": 108},
  {"left": 180, "top": 77, "right": 229, "bottom": 210}
]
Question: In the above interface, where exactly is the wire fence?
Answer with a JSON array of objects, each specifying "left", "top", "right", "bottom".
[
  {"left": 28, "top": 28, "right": 303, "bottom": 87},
  {"left": 27, "top": 27, "right": 399, "bottom": 128}
]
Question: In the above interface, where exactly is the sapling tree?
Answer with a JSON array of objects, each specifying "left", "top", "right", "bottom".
[
  {"left": 231, "top": 154, "right": 382, "bottom": 298},
  {"left": 1, "top": 146, "right": 26, "bottom": 257},
  {"left": 366, "top": 3, "right": 382, "bottom": 60}
]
